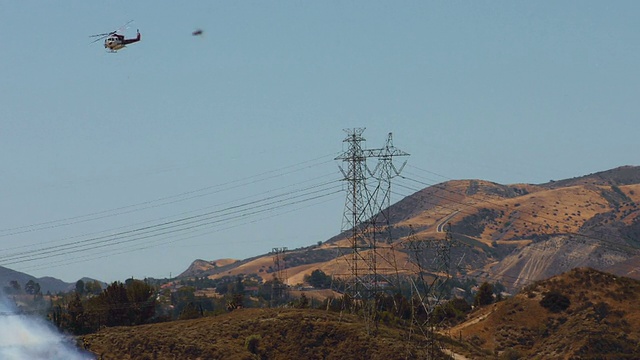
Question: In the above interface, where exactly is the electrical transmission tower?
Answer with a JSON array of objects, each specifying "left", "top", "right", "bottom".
[
  {"left": 271, "top": 247, "right": 288, "bottom": 306},
  {"left": 369, "top": 133, "right": 409, "bottom": 293},
  {"left": 404, "top": 223, "right": 457, "bottom": 358},
  {"left": 335, "top": 128, "right": 408, "bottom": 331}
]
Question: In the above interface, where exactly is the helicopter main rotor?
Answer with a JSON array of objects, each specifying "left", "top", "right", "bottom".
[{"left": 89, "top": 20, "right": 134, "bottom": 43}]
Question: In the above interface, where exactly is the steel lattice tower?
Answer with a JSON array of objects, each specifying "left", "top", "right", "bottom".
[
  {"left": 335, "top": 128, "right": 371, "bottom": 301},
  {"left": 369, "top": 133, "right": 408, "bottom": 293},
  {"left": 335, "top": 128, "right": 409, "bottom": 329},
  {"left": 404, "top": 223, "right": 457, "bottom": 358},
  {"left": 271, "top": 247, "right": 288, "bottom": 306}
]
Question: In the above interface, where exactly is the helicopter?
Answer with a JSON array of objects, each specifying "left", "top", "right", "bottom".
[{"left": 90, "top": 21, "right": 141, "bottom": 52}]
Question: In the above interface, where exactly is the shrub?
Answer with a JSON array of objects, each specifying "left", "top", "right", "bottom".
[
  {"left": 245, "top": 334, "right": 261, "bottom": 354},
  {"left": 592, "top": 302, "right": 609, "bottom": 322},
  {"left": 499, "top": 348, "right": 523, "bottom": 360},
  {"left": 540, "top": 291, "right": 570, "bottom": 313}
]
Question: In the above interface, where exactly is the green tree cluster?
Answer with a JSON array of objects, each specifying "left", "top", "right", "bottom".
[
  {"left": 432, "top": 297, "right": 472, "bottom": 325},
  {"left": 52, "top": 279, "right": 156, "bottom": 335},
  {"left": 474, "top": 282, "right": 495, "bottom": 307},
  {"left": 304, "top": 269, "right": 332, "bottom": 289}
]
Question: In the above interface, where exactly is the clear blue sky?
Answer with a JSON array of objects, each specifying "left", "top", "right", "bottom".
[{"left": 1, "top": 1, "right": 638, "bottom": 283}]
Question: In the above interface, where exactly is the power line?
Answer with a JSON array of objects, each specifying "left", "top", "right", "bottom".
[
  {"left": 20, "top": 192, "right": 344, "bottom": 273},
  {"left": 2, "top": 183, "right": 342, "bottom": 266},
  {"left": 0, "top": 152, "right": 339, "bottom": 237},
  {"left": 1, "top": 171, "right": 339, "bottom": 254},
  {"left": 1, "top": 181, "right": 342, "bottom": 266}
]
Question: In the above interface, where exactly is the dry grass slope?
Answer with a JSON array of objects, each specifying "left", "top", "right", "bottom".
[
  {"left": 176, "top": 167, "right": 640, "bottom": 294},
  {"left": 83, "top": 308, "right": 444, "bottom": 360},
  {"left": 450, "top": 268, "right": 640, "bottom": 359}
]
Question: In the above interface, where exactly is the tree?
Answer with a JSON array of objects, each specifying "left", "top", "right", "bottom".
[
  {"left": 227, "top": 293, "right": 244, "bottom": 311},
  {"left": 431, "top": 297, "right": 472, "bottom": 325},
  {"left": 85, "top": 280, "right": 103, "bottom": 295},
  {"left": 67, "top": 293, "right": 86, "bottom": 334},
  {"left": 493, "top": 281, "right": 506, "bottom": 295},
  {"left": 232, "top": 292, "right": 244, "bottom": 309},
  {"left": 25, "top": 280, "right": 41, "bottom": 295},
  {"left": 474, "top": 282, "right": 494, "bottom": 307},
  {"left": 126, "top": 279, "right": 156, "bottom": 325},
  {"left": 75, "top": 280, "right": 85, "bottom": 295},
  {"left": 102, "top": 282, "right": 130, "bottom": 326},
  {"left": 84, "top": 295, "right": 108, "bottom": 332},
  {"left": 233, "top": 276, "right": 245, "bottom": 294},
  {"left": 304, "top": 269, "right": 332, "bottom": 289},
  {"left": 178, "top": 302, "right": 203, "bottom": 320},
  {"left": 172, "top": 286, "right": 198, "bottom": 318},
  {"left": 51, "top": 303, "right": 63, "bottom": 329},
  {"left": 225, "top": 277, "right": 245, "bottom": 310},
  {"left": 81, "top": 280, "right": 157, "bottom": 327},
  {"left": 449, "top": 297, "right": 472, "bottom": 313},
  {"left": 295, "top": 293, "right": 309, "bottom": 308},
  {"left": 215, "top": 281, "right": 229, "bottom": 295}
]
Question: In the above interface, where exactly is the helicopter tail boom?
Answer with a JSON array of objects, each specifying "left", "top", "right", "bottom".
[{"left": 123, "top": 30, "right": 141, "bottom": 45}]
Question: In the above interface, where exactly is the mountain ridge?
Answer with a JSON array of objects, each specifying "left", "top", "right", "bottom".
[
  {"left": 178, "top": 165, "right": 640, "bottom": 291},
  {"left": 0, "top": 265, "right": 102, "bottom": 294}
]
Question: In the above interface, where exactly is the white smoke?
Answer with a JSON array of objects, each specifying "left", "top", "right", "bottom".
[{"left": 0, "top": 294, "right": 95, "bottom": 360}]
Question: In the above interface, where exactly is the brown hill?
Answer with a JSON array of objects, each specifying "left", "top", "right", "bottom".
[
  {"left": 184, "top": 248, "right": 338, "bottom": 284},
  {"left": 541, "top": 165, "right": 640, "bottom": 189},
  {"left": 83, "top": 308, "right": 443, "bottom": 359},
  {"left": 179, "top": 166, "right": 640, "bottom": 291},
  {"left": 178, "top": 259, "right": 239, "bottom": 278},
  {"left": 449, "top": 267, "right": 640, "bottom": 359}
]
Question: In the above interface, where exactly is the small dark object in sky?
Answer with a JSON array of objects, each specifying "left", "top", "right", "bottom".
[{"left": 192, "top": 29, "right": 203, "bottom": 36}]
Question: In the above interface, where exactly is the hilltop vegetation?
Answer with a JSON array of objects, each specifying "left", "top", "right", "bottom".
[
  {"left": 74, "top": 268, "right": 640, "bottom": 359},
  {"left": 451, "top": 268, "right": 640, "bottom": 359},
  {"left": 83, "top": 308, "right": 443, "bottom": 360}
]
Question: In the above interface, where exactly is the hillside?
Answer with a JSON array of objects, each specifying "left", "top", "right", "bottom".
[
  {"left": 450, "top": 268, "right": 640, "bottom": 359},
  {"left": 80, "top": 268, "right": 640, "bottom": 359},
  {"left": 83, "top": 308, "right": 443, "bottom": 359},
  {"left": 178, "top": 166, "right": 640, "bottom": 292}
]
